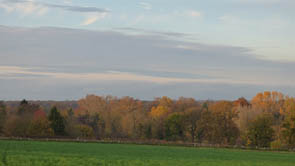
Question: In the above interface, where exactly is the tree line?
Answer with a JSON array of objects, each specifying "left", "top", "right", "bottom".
[{"left": 0, "top": 91, "right": 295, "bottom": 149}]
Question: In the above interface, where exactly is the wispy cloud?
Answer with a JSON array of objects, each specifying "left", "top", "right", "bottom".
[
  {"left": 234, "top": 0, "right": 283, "bottom": 4},
  {"left": 0, "top": 0, "right": 48, "bottom": 16},
  {"left": 81, "top": 13, "right": 108, "bottom": 26},
  {"left": 114, "top": 27, "right": 196, "bottom": 40},
  {"left": 138, "top": 2, "right": 152, "bottom": 10},
  {"left": 228, "top": 0, "right": 295, "bottom": 7},
  {"left": 63, "top": 0, "right": 72, "bottom": 5},
  {"left": 186, "top": 10, "right": 202, "bottom": 18},
  {"left": 171, "top": 10, "right": 202, "bottom": 19},
  {"left": 0, "top": 0, "right": 110, "bottom": 24},
  {"left": 1, "top": 0, "right": 109, "bottom": 13},
  {"left": 45, "top": 4, "right": 109, "bottom": 14},
  {"left": 0, "top": 65, "right": 274, "bottom": 85}
]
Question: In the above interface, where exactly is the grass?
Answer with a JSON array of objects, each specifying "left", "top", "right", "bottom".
[{"left": 0, "top": 140, "right": 295, "bottom": 166}]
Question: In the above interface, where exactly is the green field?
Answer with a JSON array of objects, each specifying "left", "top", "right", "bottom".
[{"left": 0, "top": 140, "right": 295, "bottom": 166}]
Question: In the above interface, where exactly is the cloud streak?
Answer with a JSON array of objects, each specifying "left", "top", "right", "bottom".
[
  {"left": 115, "top": 27, "right": 197, "bottom": 41},
  {"left": 0, "top": 65, "right": 272, "bottom": 85},
  {"left": 186, "top": 10, "right": 202, "bottom": 18},
  {"left": 0, "top": 0, "right": 110, "bottom": 24},
  {"left": 0, "top": 0, "right": 48, "bottom": 15},
  {"left": 44, "top": 3, "right": 109, "bottom": 13},
  {"left": 1, "top": 0, "right": 109, "bottom": 13},
  {"left": 81, "top": 13, "right": 108, "bottom": 26},
  {"left": 138, "top": 2, "right": 152, "bottom": 10}
]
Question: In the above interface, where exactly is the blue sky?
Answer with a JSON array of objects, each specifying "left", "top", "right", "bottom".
[{"left": 0, "top": 0, "right": 294, "bottom": 100}]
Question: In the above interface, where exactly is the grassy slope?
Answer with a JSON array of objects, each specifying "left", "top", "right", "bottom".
[{"left": 0, "top": 140, "right": 295, "bottom": 166}]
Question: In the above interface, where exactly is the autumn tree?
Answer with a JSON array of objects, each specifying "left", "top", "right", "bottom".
[
  {"left": 76, "top": 95, "right": 108, "bottom": 115},
  {"left": 25, "top": 109, "right": 53, "bottom": 137},
  {"left": 77, "top": 112, "right": 104, "bottom": 139},
  {"left": 3, "top": 100, "right": 41, "bottom": 137},
  {"left": 63, "top": 109, "right": 80, "bottom": 138},
  {"left": 27, "top": 118, "right": 54, "bottom": 137},
  {"left": 3, "top": 115, "right": 30, "bottom": 137},
  {"left": 251, "top": 91, "right": 286, "bottom": 141},
  {"left": 76, "top": 95, "right": 123, "bottom": 139},
  {"left": 184, "top": 106, "right": 202, "bottom": 142},
  {"left": 116, "top": 97, "right": 144, "bottom": 138},
  {"left": 208, "top": 101, "right": 239, "bottom": 144},
  {"left": 174, "top": 97, "right": 198, "bottom": 112},
  {"left": 281, "top": 115, "right": 295, "bottom": 147},
  {"left": 17, "top": 99, "right": 40, "bottom": 116},
  {"left": 76, "top": 124, "right": 94, "bottom": 138},
  {"left": 150, "top": 96, "right": 173, "bottom": 139},
  {"left": 282, "top": 97, "right": 295, "bottom": 114},
  {"left": 251, "top": 91, "right": 284, "bottom": 114},
  {"left": 281, "top": 97, "right": 295, "bottom": 147}
]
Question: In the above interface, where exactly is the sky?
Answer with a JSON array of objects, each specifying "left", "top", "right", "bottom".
[{"left": 0, "top": 0, "right": 294, "bottom": 100}]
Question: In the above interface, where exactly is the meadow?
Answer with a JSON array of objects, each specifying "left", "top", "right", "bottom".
[{"left": 0, "top": 140, "right": 295, "bottom": 166}]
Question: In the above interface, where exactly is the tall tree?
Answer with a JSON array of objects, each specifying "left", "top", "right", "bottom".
[
  {"left": 0, "top": 101, "right": 6, "bottom": 134},
  {"left": 251, "top": 91, "right": 284, "bottom": 113},
  {"left": 246, "top": 115, "right": 274, "bottom": 147},
  {"left": 48, "top": 106, "right": 65, "bottom": 136},
  {"left": 17, "top": 99, "right": 40, "bottom": 116},
  {"left": 209, "top": 101, "right": 240, "bottom": 144},
  {"left": 150, "top": 97, "right": 172, "bottom": 139},
  {"left": 282, "top": 115, "right": 295, "bottom": 147},
  {"left": 77, "top": 112, "right": 103, "bottom": 139},
  {"left": 281, "top": 97, "right": 295, "bottom": 147},
  {"left": 165, "top": 113, "right": 186, "bottom": 141},
  {"left": 117, "top": 97, "right": 143, "bottom": 138},
  {"left": 184, "top": 107, "right": 202, "bottom": 143},
  {"left": 174, "top": 97, "right": 198, "bottom": 113}
]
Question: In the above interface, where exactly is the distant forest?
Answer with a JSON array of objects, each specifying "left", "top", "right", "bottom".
[{"left": 1, "top": 91, "right": 295, "bottom": 149}]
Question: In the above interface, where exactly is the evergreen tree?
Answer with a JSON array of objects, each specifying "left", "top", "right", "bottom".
[
  {"left": 0, "top": 101, "right": 6, "bottom": 134},
  {"left": 48, "top": 106, "right": 65, "bottom": 136}
]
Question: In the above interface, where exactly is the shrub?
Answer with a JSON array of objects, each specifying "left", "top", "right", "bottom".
[
  {"left": 271, "top": 140, "right": 282, "bottom": 150},
  {"left": 77, "top": 124, "right": 94, "bottom": 138},
  {"left": 27, "top": 118, "right": 54, "bottom": 137},
  {"left": 3, "top": 116, "right": 30, "bottom": 137}
]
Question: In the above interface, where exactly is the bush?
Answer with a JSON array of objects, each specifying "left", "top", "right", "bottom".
[
  {"left": 27, "top": 118, "right": 54, "bottom": 137},
  {"left": 271, "top": 140, "right": 282, "bottom": 150},
  {"left": 3, "top": 116, "right": 30, "bottom": 137},
  {"left": 77, "top": 125, "right": 94, "bottom": 138}
]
